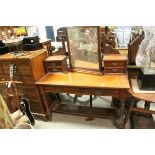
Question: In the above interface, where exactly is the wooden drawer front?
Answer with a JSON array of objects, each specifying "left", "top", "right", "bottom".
[
  {"left": 45, "top": 62, "right": 62, "bottom": 67},
  {"left": 44, "top": 86, "right": 119, "bottom": 96},
  {"left": 104, "top": 68, "right": 125, "bottom": 74},
  {"left": 2, "top": 61, "right": 32, "bottom": 75},
  {"left": 16, "top": 86, "right": 39, "bottom": 100},
  {"left": 46, "top": 68, "right": 64, "bottom": 72},
  {"left": 104, "top": 61, "right": 125, "bottom": 67},
  {"left": 28, "top": 100, "right": 44, "bottom": 114},
  {"left": 1, "top": 75, "right": 35, "bottom": 85}
]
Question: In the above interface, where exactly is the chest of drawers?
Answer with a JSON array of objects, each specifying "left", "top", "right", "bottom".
[
  {"left": 0, "top": 50, "right": 53, "bottom": 120},
  {"left": 103, "top": 54, "right": 128, "bottom": 74}
]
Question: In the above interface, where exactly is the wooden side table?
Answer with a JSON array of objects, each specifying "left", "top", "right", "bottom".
[{"left": 124, "top": 88, "right": 155, "bottom": 128}]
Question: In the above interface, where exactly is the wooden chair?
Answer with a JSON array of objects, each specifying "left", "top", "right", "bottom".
[{"left": 124, "top": 88, "right": 155, "bottom": 128}]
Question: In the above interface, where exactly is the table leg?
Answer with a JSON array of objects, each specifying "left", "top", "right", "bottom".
[
  {"left": 124, "top": 97, "right": 136, "bottom": 128},
  {"left": 114, "top": 91, "right": 126, "bottom": 129},
  {"left": 38, "top": 86, "right": 52, "bottom": 120}
]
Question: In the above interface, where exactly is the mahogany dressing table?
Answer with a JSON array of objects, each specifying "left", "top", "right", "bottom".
[{"left": 36, "top": 72, "right": 130, "bottom": 128}]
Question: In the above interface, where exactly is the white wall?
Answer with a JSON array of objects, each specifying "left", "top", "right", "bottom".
[
  {"left": 26, "top": 26, "right": 38, "bottom": 36},
  {"left": 37, "top": 26, "right": 47, "bottom": 39},
  {"left": 26, "top": 26, "right": 47, "bottom": 39}
]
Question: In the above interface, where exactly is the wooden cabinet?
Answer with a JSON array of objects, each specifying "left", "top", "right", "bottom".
[
  {"left": 103, "top": 54, "right": 128, "bottom": 74},
  {"left": 0, "top": 49, "right": 53, "bottom": 120},
  {"left": 44, "top": 55, "right": 67, "bottom": 72}
]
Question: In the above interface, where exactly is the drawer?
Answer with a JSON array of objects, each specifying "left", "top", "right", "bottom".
[
  {"left": 45, "top": 62, "right": 62, "bottom": 67},
  {"left": 46, "top": 68, "right": 64, "bottom": 72},
  {"left": 16, "top": 85, "right": 39, "bottom": 100},
  {"left": 1, "top": 75, "right": 35, "bottom": 85},
  {"left": 104, "top": 68, "right": 125, "bottom": 74},
  {"left": 44, "top": 86, "right": 120, "bottom": 96},
  {"left": 104, "top": 61, "right": 126, "bottom": 67},
  {"left": 2, "top": 61, "right": 32, "bottom": 75}
]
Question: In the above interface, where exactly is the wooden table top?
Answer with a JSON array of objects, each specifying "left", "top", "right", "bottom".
[
  {"left": 0, "top": 49, "right": 47, "bottom": 60},
  {"left": 103, "top": 54, "right": 128, "bottom": 61},
  {"left": 44, "top": 55, "right": 66, "bottom": 61},
  {"left": 36, "top": 72, "right": 130, "bottom": 89}
]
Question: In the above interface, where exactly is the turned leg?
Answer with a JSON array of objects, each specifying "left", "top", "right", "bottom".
[
  {"left": 114, "top": 99, "right": 125, "bottom": 129},
  {"left": 144, "top": 101, "right": 151, "bottom": 117},
  {"left": 124, "top": 97, "right": 137, "bottom": 128},
  {"left": 38, "top": 86, "right": 52, "bottom": 121},
  {"left": 114, "top": 90, "right": 128, "bottom": 129}
]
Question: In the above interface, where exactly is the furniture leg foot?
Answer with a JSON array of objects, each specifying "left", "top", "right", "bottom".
[{"left": 114, "top": 118, "right": 125, "bottom": 129}]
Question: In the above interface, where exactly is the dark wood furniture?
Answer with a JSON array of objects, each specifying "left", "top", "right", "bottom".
[
  {"left": 40, "top": 39, "right": 52, "bottom": 56},
  {"left": 128, "top": 36, "right": 143, "bottom": 64},
  {"left": 36, "top": 72, "right": 130, "bottom": 128},
  {"left": 124, "top": 85, "right": 155, "bottom": 128},
  {"left": 0, "top": 49, "right": 53, "bottom": 120},
  {"left": 103, "top": 54, "right": 128, "bottom": 74},
  {"left": 44, "top": 55, "right": 67, "bottom": 72},
  {"left": 55, "top": 27, "right": 67, "bottom": 55},
  {"left": 100, "top": 31, "right": 119, "bottom": 55}
]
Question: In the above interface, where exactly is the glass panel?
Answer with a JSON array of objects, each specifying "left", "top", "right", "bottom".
[{"left": 67, "top": 27, "right": 99, "bottom": 70}]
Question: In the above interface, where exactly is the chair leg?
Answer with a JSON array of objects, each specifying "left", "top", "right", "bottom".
[
  {"left": 130, "top": 111, "right": 134, "bottom": 129},
  {"left": 73, "top": 95, "right": 78, "bottom": 104},
  {"left": 124, "top": 97, "right": 137, "bottom": 128},
  {"left": 144, "top": 101, "right": 151, "bottom": 117},
  {"left": 144, "top": 101, "right": 150, "bottom": 110},
  {"left": 90, "top": 95, "right": 92, "bottom": 108}
]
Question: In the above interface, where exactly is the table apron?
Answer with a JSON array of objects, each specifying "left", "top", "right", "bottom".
[{"left": 42, "top": 86, "right": 122, "bottom": 98}]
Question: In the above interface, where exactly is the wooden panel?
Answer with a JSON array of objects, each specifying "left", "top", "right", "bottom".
[
  {"left": 45, "top": 62, "right": 62, "bottom": 67},
  {"left": 104, "top": 68, "right": 125, "bottom": 74},
  {"left": 28, "top": 99, "right": 44, "bottom": 114},
  {"left": 2, "top": 61, "right": 32, "bottom": 75},
  {"left": 31, "top": 50, "right": 47, "bottom": 81},
  {"left": 44, "top": 86, "right": 120, "bottom": 97},
  {"left": 104, "top": 61, "right": 126, "bottom": 67},
  {"left": 53, "top": 104, "right": 117, "bottom": 119},
  {"left": 16, "top": 85, "right": 39, "bottom": 100}
]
